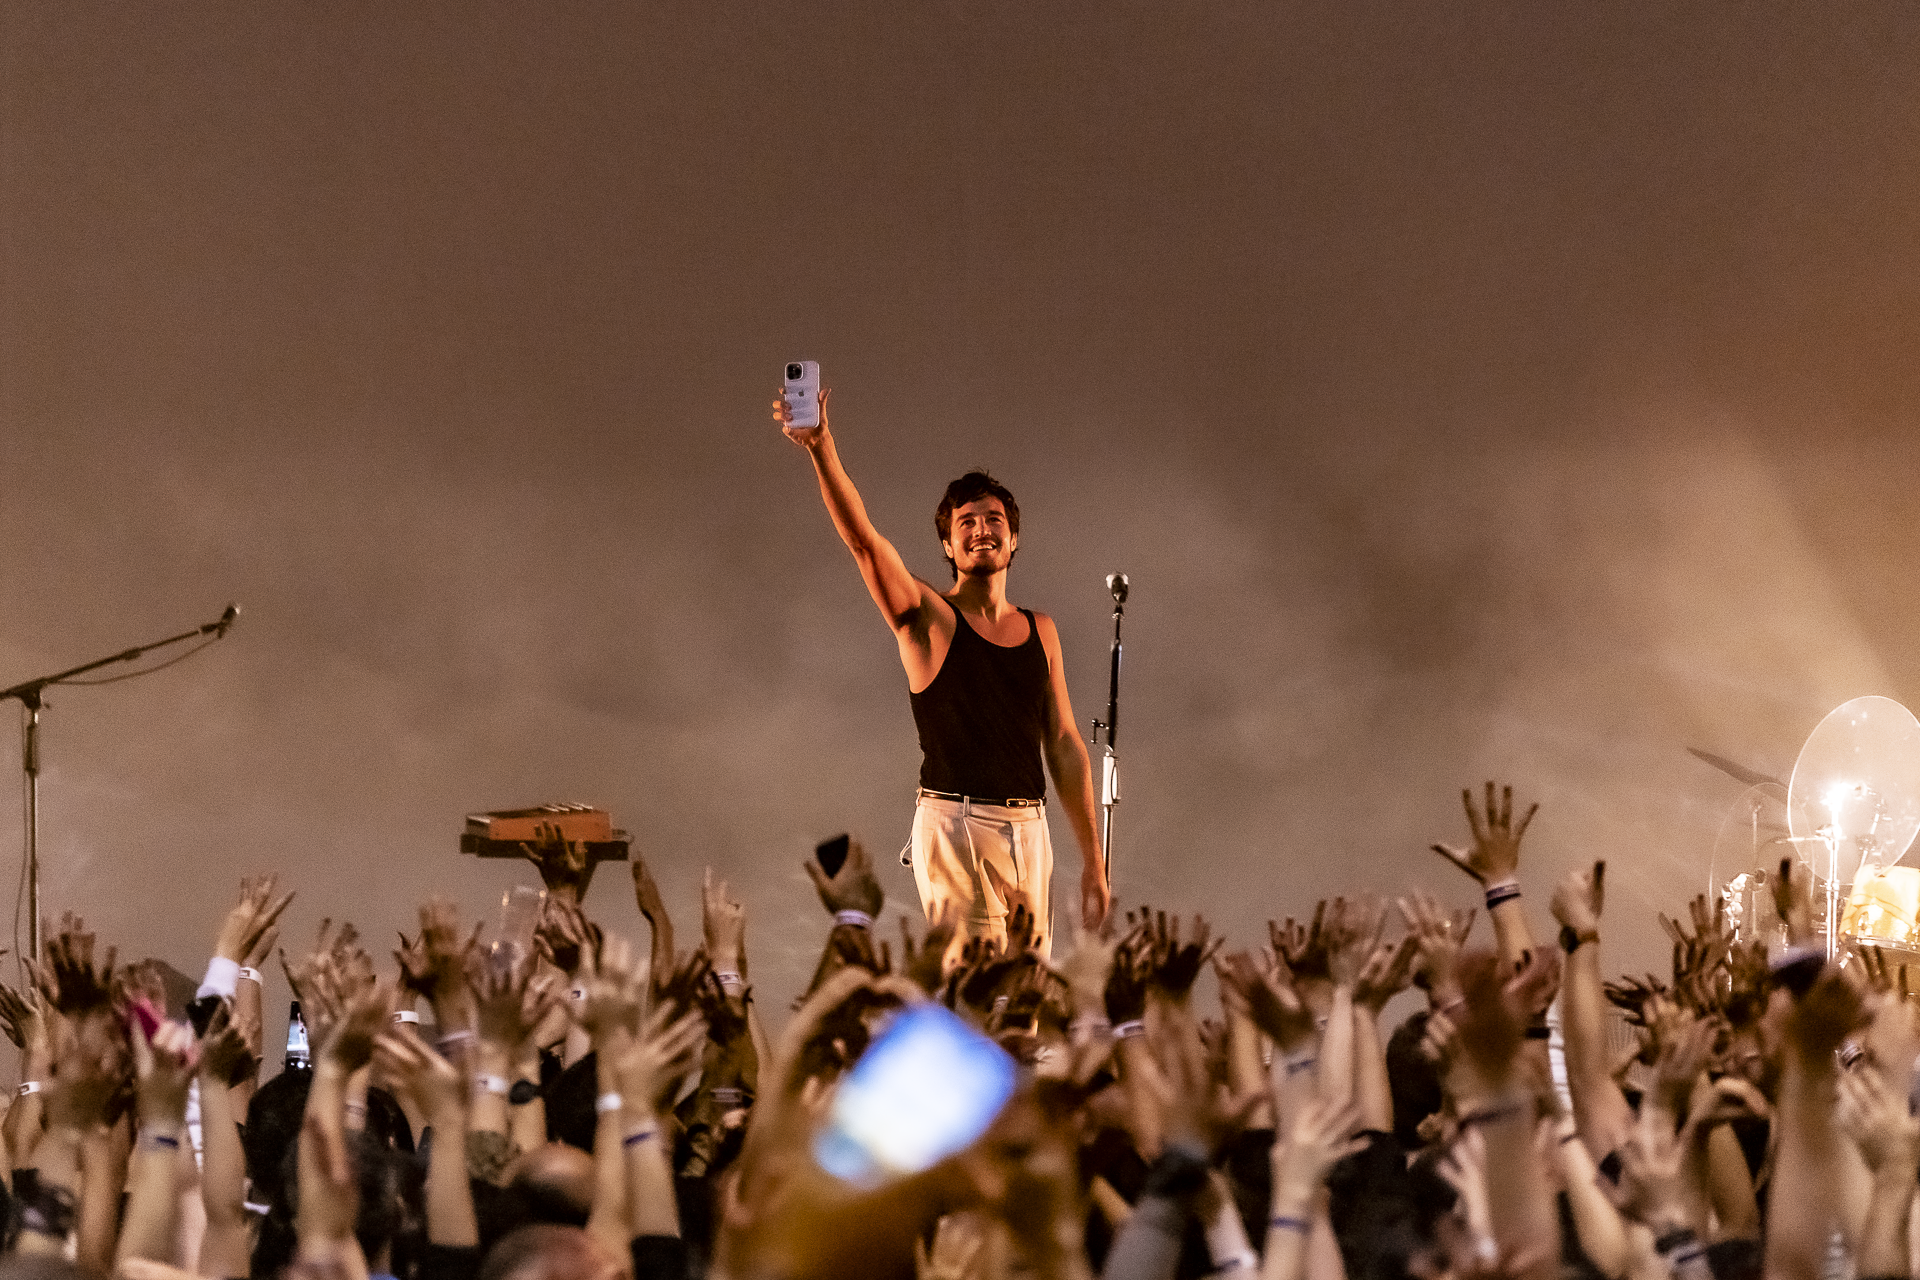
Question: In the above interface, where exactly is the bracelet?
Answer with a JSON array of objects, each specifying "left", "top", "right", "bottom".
[
  {"left": 1269, "top": 1216, "right": 1312, "bottom": 1234},
  {"left": 392, "top": 1010, "right": 420, "bottom": 1025},
  {"left": 1069, "top": 1014, "right": 1112, "bottom": 1041},
  {"left": 343, "top": 1101, "right": 368, "bottom": 1119},
  {"left": 238, "top": 966, "right": 262, "bottom": 985},
  {"left": 139, "top": 1126, "right": 183, "bottom": 1152},
  {"left": 595, "top": 1091, "right": 625, "bottom": 1114},
  {"left": 1113, "top": 1019, "right": 1146, "bottom": 1039},
  {"left": 1213, "top": 1250, "right": 1259, "bottom": 1271},
  {"left": 1484, "top": 878, "right": 1522, "bottom": 910},
  {"left": 474, "top": 1074, "right": 509, "bottom": 1096},
  {"left": 1559, "top": 925, "right": 1598, "bottom": 954},
  {"left": 833, "top": 909, "right": 874, "bottom": 929},
  {"left": 622, "top": 1127, "right": 658, "bottom": 1147},
  {"left": 17, "top": 1080, "right": 41, "bottom": 1097},
  {"left": 710, "top": 1086, "right": 745, "bottom": 1106},
  {"left": 713, "top": 970, "right": 745, "bottom": 990},
  {"left": 1284, "top": 1055, "right": 1319, "bottom": 1077}
]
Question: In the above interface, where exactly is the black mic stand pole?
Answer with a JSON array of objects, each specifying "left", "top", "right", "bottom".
[
  {"left": 1089, "top": 575, "right": 1127, "bottom": 880},
  {"left": 1, "top": 606, "right": 238, "bottom": 960}
]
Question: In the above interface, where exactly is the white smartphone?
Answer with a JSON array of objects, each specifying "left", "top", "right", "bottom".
[
  {"left": 783, "top": 360, "right": 821, "bottom": 429},
  {"left": 812, "top": 1002, "right": 1016, "bottom": 1186}
]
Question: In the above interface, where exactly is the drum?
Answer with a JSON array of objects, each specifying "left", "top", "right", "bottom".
[{"left": 1841, "top": 866, "right": 1920, "bottom": 949}]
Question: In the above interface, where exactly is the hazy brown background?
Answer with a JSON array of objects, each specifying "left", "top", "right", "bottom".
[{"left": 5, "top": 2, "right": 1920, "bottom": 1026}]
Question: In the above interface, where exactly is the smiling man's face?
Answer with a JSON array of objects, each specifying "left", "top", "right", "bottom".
[{"left": 942, "top": 497, "right": 1017, "bottom": 579}]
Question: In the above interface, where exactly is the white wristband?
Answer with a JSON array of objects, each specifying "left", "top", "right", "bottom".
[
  {"left": 833, "top": 909, "right": 873, "bottom": 929},
  {"left": 474, "top": 1074, "right": 509, "bottom": 1096},
  {"left": 392, "top": 1011, "right": 420, "bottom": 1025},
  {"left": 714, "top": 970, "right": 746, "bottom": 994},
  {"left": 16, "top": 1081, "right": 41, "bottom": 1097},
  {"left": 197, "top": 956, "right": 241, "bottom": 1000},
  {"left": 1113, "top": 1019, "right": 1146, "bottom": 1039},
  {"left": 595, "top": 1091, "right": 625, "bottom": 1114},
  {"left": 238, "top": 967, "right": 262, "bottom": 985}
]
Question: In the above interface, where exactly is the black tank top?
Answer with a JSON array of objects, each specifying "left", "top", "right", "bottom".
[{"left": 910, "top": 606, "right": 1050, "bottom": 800}]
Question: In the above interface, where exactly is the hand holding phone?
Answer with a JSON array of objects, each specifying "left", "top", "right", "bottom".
[
  {"left": 815, "top": 833, "right": 851, "bottom": 880},
  {"left": 776, "top": 361, "right": 826, "bottom": 441}
]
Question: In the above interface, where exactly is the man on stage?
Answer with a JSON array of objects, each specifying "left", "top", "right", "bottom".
[{"left": 776, "top": 382, "right": 1111, "bottom": 953}]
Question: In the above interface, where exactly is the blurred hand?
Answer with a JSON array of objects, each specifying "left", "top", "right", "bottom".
[
  {"left": 1550, "top": 861, "right": 1606, "bottom": 937},
  {"left": 130, "top": 1013, "right": 198, "bottom": 1126},
  {"left": 215, "top": 874, "right": 295, "bottom": 963},
  {"left": 702, "top": 868, "right": 749, "bottom": 979},
  {"left": 803, "top": 838, "right": 884, "bottom": 917},
  {"left": 612, "top": 1002, "right": 709, "bottom": 1112},
  {"left": 373, "top": 1025, "right": 465, "bottom": 1120}
]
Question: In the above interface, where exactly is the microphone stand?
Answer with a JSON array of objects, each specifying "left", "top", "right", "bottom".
[
  {"left": 1, "top": 606, "right": 237, "bottom": 960},
  {"left": 1089, "top": 575, "right": 1127, "bottom": 880}
]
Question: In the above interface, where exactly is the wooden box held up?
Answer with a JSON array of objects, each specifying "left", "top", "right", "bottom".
[{"left": 459, "top": 803, "right": 630, "bottom": 862}]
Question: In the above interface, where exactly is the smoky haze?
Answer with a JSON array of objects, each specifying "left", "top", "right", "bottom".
[{"left": 4, "top": 1, "right": 1919, "bottom": 1020}]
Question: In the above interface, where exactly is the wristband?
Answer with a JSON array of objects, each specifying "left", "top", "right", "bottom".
[
  {"left": 569, "top": 986, "right": 587, "bottom": 1003},
  {"left": 344, "top": 1101, "right": 368, "bottom": 1120},
  {"left": 392, "top": 1010, "right": 420, "bottom": 1025},
  {"left": 16, "top": 1080, "right": 41, "bottom": 1097},
  {"left": 1212, "top": 1251, "right": 1259, "bottom": 1272},
  {"left": 1284, "top": 1055, "right": 1319, "bottom": 1077},
  {"left": 833, "top": 909, "right": 873, "bottom": 929},
  {"left": 1559, "top": 925, "right": 1598, "bottom": 954},
  {"left": 1483, "top": 878, "right": 1522, "bottom": 910},
  {"left": 595, "top": 1091, "right": 625, "bottom": 1114},
  {"left": 197, "top": 956, "right": 241, "bottom": 1000},
  {"left": 474, "top": 1074, "right": 509, "bottom": 1096},
  {"left": 1069, "top": 1013, "right": 1111, "bottom": 1039},
  {"left": 622, "top": 1127, "right": 658, "bottom": 1147},
  {"left": 710, "top": 1086, "right": 745, "bottom": 1107},
  {"left": 1269, "top": 1216, "right": 1312, "bottom": 1234},
  {"left": 138, "top": 1126, "right": 183, "bottom": 1152},
  {"left": 1113, "top": 1019, "right": 1146, "bottom": 1039},
  {"left": 238, "top": 967, "right": 262, "bottom": 985}
]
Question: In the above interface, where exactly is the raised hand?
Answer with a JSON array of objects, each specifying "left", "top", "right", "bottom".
[
  {"left": 1353, "top": 934, "right": 1421, "bottom": 1016},
  {"left": 1838, "top": 1063, "right": 1920, "bottom": 1177},
  {"left": 214, "top": 874, "right": 295, "bottom": 963},
  {"left": 282, "top": 920, "right": 376, "bottom": 1051},
  {"left": 467, "top": 950, "right": 561, "bottom": 1055},
  {"left": 1324, "top": 897, "right": 1386, "bottom": 988},
  {"left": 803, "top": 837, "right": 884, "bottom": 918},
  {"left": 533, "top": 896, "right": 601, "bottom": 979},
  {"left": 373, "top": 1026, "right": 465, "bottom": 1121},
  {"left": 36, "top": 912, "right": 118, "bottom": 1015},
  {"left": 1142, "top": 911, "right": 1220, "bottom": 1002},
  {"left": 613, "top": 1003, "right": 709, "bottom": 1114},
  {"left": 1432, "top": 782, "right": 1538, "bottom": 886},
  {"left": 772, "top": 383, "right": 830, "bottom": 448},
  {"left": 46, "top": 1015, "right": 129, "bottom": 1131},
  {"left": 1399, "top": 890, "right": 1474, "bottom": 1001},
  {"left": 702, "top": 868, "right": 749, "bottom": 981},
  {"left": 898, "top": 904, "right": 960, "bottom": 995},
  {"left": 1216, "top": 950, "right": 1315, "bottom": 1054},
  {"left": 519, "top": 821, "right": 593, "bottom": 902},
  {"left": 395, "top": 899, "right": 482, "bottom": 1018},
  {"left": 1269, "top": 902, "right": 1331, "bottom": 979},
  {"left": 196, "top": 1001, "right": 261, "bottom": 1088},
  {"left": 322, "top": 980, "right": 396, "bottom": 1073},
  {"left": 575, "top": 934, "right": 646, "bottom": 1043},
  {"left": 1771, "top": 857, "right": 1815, "bottom": 946},
  {"left": 1550, "top": 861, "right": 1606, "bottom": 939},
  {"left": 1049, "top": 917, "right": 1119, "bottom": 1010},
  {"left": 129, "top": 1013, "right": 198, "bottom": 1126},
  {"left": 0, "top": 981, "right": 45, "bottom": 1052}
]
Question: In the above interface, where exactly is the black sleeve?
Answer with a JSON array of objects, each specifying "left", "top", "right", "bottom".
[
  {"left": 419, "top": 1243, "right": 482, "bottom": 1280},
  {"left": 631, "top": 1234, "right": 691, "bottom": 1279}
]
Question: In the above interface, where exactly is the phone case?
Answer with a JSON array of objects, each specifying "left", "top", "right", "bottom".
[{"left": 783, "top": 360, "right": 821, "bottom": 428}]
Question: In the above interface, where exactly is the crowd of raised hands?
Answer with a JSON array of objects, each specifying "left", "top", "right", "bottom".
[{"left": 0, "top": 786, "right": 1913, "bottom": 1280}]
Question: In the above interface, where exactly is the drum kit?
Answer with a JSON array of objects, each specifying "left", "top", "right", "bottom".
[{"left": 1703, "top": 695, "right": 1920, "bottom": 964}]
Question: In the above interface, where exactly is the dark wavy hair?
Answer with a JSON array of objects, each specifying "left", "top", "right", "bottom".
[{"left": 934, "top": 470, "right": 1020, "bottom": 581}]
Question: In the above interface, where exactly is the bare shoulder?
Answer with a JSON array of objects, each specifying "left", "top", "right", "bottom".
[{"left": 1030, "top": 610, "right": 1064, "bottom": 654}]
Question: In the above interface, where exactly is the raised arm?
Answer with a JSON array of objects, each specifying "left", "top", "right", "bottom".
[{"left": 775, "top": 387, "right": 940, "bottom": 633}]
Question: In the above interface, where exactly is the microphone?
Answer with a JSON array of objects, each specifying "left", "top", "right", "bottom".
[
  {"left": 207, "top": 604, "right": 240, "bottom": 638},
  {"left": 1106, "top": 573, "right": 1128, "bottom": 606}
]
